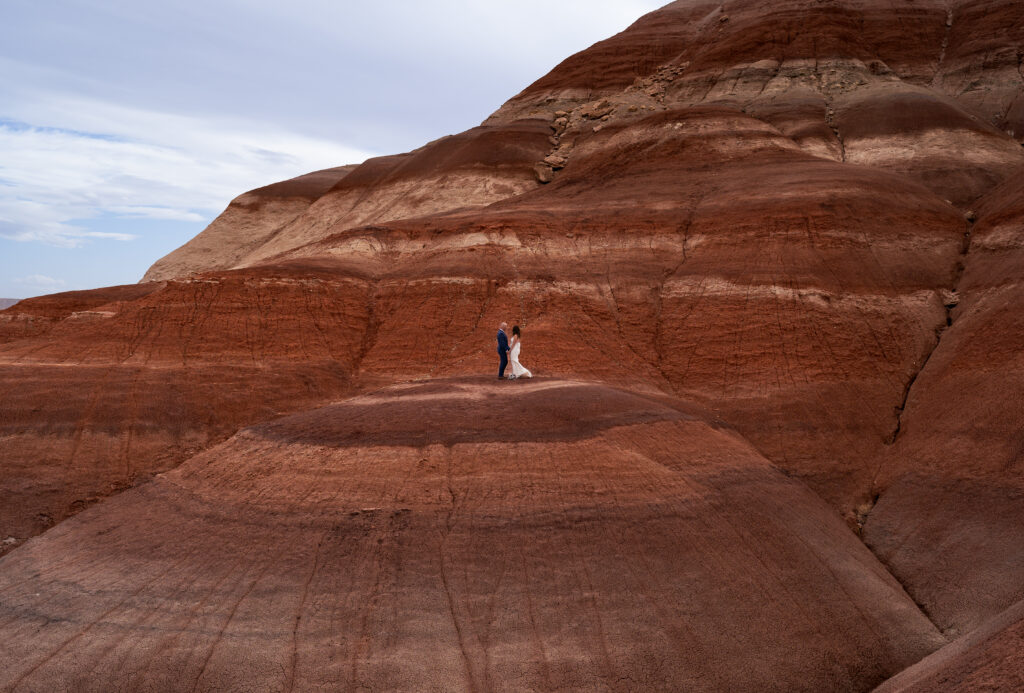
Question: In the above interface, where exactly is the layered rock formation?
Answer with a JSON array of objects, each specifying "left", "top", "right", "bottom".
[
  {"left": 0, "top": 380, "right": 944, "bottom": 691},
  {"left": 2, "top": 0, "right": 1024, "bottom": 690},
  {"left": 142, "top": 120, "right": 553, "bottom": 282},
  {"left": 141, "top": 166, "right": 358, "bottom": 281},
  {"left": 0, "top": 273, "right": 372, "bottom": 546},
  {"left": 863, "top": 173, "right": 1024, "bottom": 639}
]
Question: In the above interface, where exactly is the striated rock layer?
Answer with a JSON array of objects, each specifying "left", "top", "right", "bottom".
[
  {"left": 863, "top": 171, "right": 1024, "bottom": 639},
  {"left": 0, "top": 381, "right": 943, "bottom": 692},
  {"left": 2, "top": 0, "right": 1024, "bottom": 690}
]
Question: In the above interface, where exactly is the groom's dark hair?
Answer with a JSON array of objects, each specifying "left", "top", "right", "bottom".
[{"left": 512, "top": 325, "right": 521, "bottom": 336}]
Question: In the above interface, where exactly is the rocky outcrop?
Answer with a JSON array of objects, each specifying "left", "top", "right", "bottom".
[{"left": 488, "top": 0, "right": 1024, "bottom": 206}]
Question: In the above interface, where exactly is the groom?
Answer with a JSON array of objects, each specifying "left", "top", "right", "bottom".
[{"left": 496, "top": 322, "right": 510, "bottom": 379}]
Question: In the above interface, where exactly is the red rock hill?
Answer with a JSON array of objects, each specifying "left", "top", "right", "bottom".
[{"left": 2, "top": 1, "right": 1023, "bottom": 690}]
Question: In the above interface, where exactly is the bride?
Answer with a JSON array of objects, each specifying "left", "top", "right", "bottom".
[{"left": 507, "top": 325, "right": 533, "bottom": 379}]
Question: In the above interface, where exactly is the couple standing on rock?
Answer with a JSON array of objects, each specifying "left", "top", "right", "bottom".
[{"left": 497, "top": 322, "right": 532, "bottom": 380}]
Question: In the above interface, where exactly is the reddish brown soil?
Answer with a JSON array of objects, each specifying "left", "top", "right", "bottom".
[
  {"left": 862, "top": 172, "right": 1024, "bottom": 639},
  {"left": 2, "top": 0, "right": 1024, "bottom": 690},
  {"left": 0, "top": 380, "right": 943, "bottom": 692},
  {"left": 0, "top": 271, "right": 373, "bottom": 544},
  {"left": 874, "top": 597, "right": 1024, "bottom": 692}
]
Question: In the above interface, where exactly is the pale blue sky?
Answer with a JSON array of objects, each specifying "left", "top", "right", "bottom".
[{"left": 0, "top": 1, "right": 663, "bottom": 298}]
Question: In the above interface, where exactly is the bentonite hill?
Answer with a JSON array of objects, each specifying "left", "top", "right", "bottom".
[{"left": 2, "top": 1, "right": 1024, "bottom": 691}]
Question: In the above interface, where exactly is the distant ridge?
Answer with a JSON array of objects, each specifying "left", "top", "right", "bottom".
[{"left": 0, "top": 298, "right": 20, "bottom": 310}]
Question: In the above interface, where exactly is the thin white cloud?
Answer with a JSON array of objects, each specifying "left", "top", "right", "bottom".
[
  {"left": 103, "top": 206, "right": 206, "bottom": 222},
  {"left": 0, "top": 96, "right": 378, "bottom": 246},
  {"left": 13, "top": 274, "right": 66, "bottom": 289}
]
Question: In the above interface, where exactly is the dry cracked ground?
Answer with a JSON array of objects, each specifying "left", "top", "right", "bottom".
[{"left": 2, "top": 0, "right": 1024, "bottom": 691}]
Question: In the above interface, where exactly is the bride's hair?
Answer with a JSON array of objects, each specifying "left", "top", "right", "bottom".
[{"left": 512, "top": 325, "right": 521, "bottom": 337}]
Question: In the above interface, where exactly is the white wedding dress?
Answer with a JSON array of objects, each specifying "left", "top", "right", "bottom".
[{"left": 509, "top": 339, "right": 533, "bottom": 378}]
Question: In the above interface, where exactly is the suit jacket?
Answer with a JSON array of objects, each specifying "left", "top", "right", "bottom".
[{"left": 497, "top": 330, "right": 509, "bottom": 354}]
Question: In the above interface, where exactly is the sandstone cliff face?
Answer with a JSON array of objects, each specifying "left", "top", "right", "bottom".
[{"left": 2, "top": 1, "right": 1024, "bottom": 691}]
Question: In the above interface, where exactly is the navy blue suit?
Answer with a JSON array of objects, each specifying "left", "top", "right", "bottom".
[{"left": 497, "top": 330, "right": 510, "bottom": 378}]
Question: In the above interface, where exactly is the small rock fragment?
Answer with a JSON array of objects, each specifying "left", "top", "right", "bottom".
[
  {"left": 580, "top": 99, "right": 614, "bottom": 119},
  {"left": 533, "top": 163, "right": 555, "bottom": 183}
]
